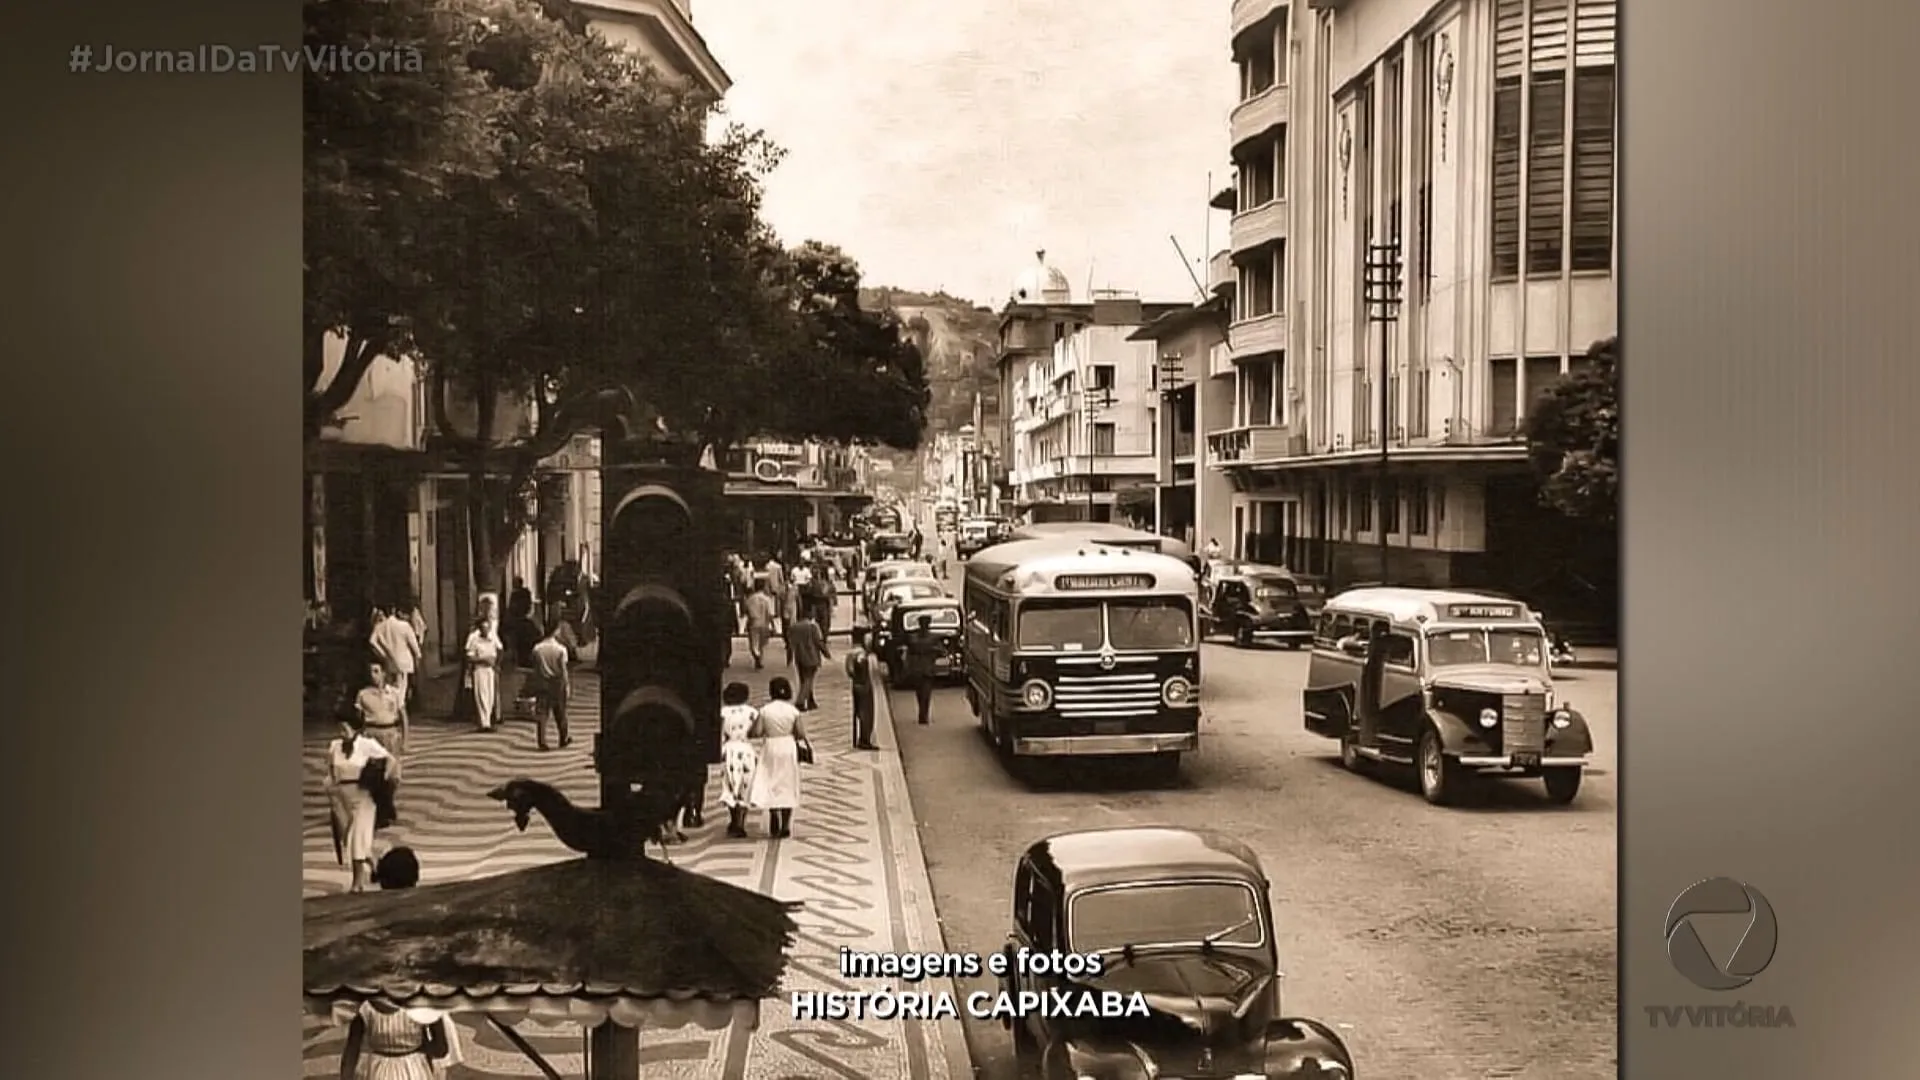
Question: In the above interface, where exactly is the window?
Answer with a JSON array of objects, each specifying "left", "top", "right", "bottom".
[
  {"left": 1525, "top": 355, "right": 1563, "bottom": 418},
  {"left": 1237, "top": 30, "right": 1277, "bottom": 98},
  {"left": 1090, "top": 423, "right": 1117, "bottom": 455},
  {"left": 1489, "top": 357, "right": 1519, "bottom": 435},
  {"left": 1089, "top": 364, "right": 1115, "bottom": 391},
  {"left": 1492, "top": 0, "right": 1615, "bottom": 278},
  {"left": 1244, "top": 359, "right": 1277, "bottom": 426},
  {"left": 1069, "top": 882, "right": 1263, "bottom": 953},
  {"left": 1414, "top": 34, "right": 1436, "bottom": 296},
  {"left": 1408, "top": 478, "right": 1431, "bottom": 535},
  {"left": 1237, "top": 134, "right": 1284, "bottom": 209},
  {"left": 1237, "top": 250, "right": 1278, "bottom": 317},
  {"left": 1107, "top": 599, "right": 1195, "bottom": 650},
  {"left": 1352, "top": 478, "right": 1373, "bottom": 531},
  {"left": 1380, "top": 478, "right": 1401, "bottom": 534},
  {"left": 1054, "top": 322, "right": 1067, "bottom": 342},
  {"left": 1382, "top": 633, "right": 1417, "bottom": 667},
  {"left": 1384, "top": 53, "right": 1404, "bottom": 244}
]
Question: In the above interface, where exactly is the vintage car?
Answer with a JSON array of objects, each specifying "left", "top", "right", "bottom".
[
  {"left": 1304, "top": 587, "right": 1595, "bottom": 805},
  {"left": 864, "top": 559, "right": 939, "bottom": 620},
  {"left": 1001, "top": 827, "right": 1354, "bottom": 1079},
  {"left": 882, "top": 596, "right": 966, "bottom": 686},
  {"left": 869, "top": 530, "right": 916, "bottom": 561},
  {"left": 1200, "top": 562, "right": 1316, "bottom": 648},
  {"left": 870, "top": 579, "right": 950, "bottom": 648},
  {"left": 956, "top": 517, "right": 1001, "bottom": 558}
]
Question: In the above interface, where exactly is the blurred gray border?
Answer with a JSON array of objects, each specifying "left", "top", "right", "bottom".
[{"left": 2, "top": 0, "right": 1918, "bottom": 1076}]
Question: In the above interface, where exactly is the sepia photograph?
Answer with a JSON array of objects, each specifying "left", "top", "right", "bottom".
[{"left": 301, "top": 0, "right": 1618, "bottom": 1077}]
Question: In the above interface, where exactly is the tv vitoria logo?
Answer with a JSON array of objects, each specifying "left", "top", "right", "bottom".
[{"left": 1647, "top": 878, "right": 1796, "bottom": 1030}]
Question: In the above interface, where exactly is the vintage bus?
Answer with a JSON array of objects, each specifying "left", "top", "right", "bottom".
[{"left": 961, "top": 539, "right": 1201, "bottom": 782}]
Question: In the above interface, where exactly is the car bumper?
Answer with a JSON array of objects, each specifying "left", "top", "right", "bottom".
[
  {"left": 1456, "top": 754, "right": 1588, "bottom": 768},
  {"left": 1246, "top": 625, "right": 1314, "bottom": 642},
  {"left": 1014, "top": 733, "right": 1199, "bottom": 756}
]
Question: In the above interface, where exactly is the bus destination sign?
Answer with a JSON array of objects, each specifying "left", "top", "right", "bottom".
[
  {"left": 1446, "top": 603, "right": 1522, "bottom": 619},
  {"left": 1055, "top": 573, "right": 1154, "bottom": 591}
]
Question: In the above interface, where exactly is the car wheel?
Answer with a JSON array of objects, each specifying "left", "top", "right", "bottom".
[
  {"left": 1418, "top": 727, "right": 1463, "bottom": 806},
  {"left": 1233, "top": 626, "right": 1254, "bottom": 648},
  {"left": 1543, "top": 767, "right": 1583, "bottom": 804}
]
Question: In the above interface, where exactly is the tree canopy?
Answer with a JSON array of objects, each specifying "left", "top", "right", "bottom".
[
  {"left": 1524, "top": 336, "right": 1618, "bottom": 526},
  {"left": 304, "top": 0, "right": 929, "bottom": 578}
]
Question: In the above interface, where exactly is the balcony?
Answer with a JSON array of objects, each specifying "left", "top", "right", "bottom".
[
  {"left": 1232, "top": 0, "right": 1288, "bottom": 37},
  {"left": 1209, "top": 249, "right": 1235, "bottom": 294},
  {"left": 1208, "top": 424, "right": 1296, "bottom": 466},
  {"left": 1229, "top": 310, "right": 1287, "bottom": 359},
  {"left": 1231, "top": 85, "right": 1289, "bottom": 145},
  {"left": 1231, "top": 199, "right": 1287, "bottom": 252},
  {"left": 1209, "top": 341, "right": 1235, "bottom": 378}
]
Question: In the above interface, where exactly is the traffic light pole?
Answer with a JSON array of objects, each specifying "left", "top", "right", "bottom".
[{"left": 1365, "top": 241, "right": 1402, "bottom": 587}]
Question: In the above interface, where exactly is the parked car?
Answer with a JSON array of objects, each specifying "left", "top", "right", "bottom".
[
  {"left": 1000, "top": 826, "right": 1355, "bottom": 1079},
  {"left": 1200, "top": 562, "right": 1316, "bottom": 648},
  {"left": 862, "top": 559, "right": 938, "bottom": 621},
  {"left": 870, "top": 579, "right": 949, "bottom": 650}
]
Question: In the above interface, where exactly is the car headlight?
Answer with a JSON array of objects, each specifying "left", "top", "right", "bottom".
[
  {"left": 1020, "top": 680, "right": 1052, "bottom": 709},
  {"left": 1479, "top": 707, "right": 1498, "bottom": 729},
  {"left": 1552, "top": 708, "right": 1572, "bottom": 729},
  {"left": 1161, "top": 676, "right": 1194, "bottom": 707}
]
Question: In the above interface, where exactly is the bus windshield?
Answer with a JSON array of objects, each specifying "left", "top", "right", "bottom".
[
  {"left": 1426, "top": 628, "right": 1546, "bottom": 667},
  {"left": 1016, "top": 602, "right": 1105, "bottom": 651},
  {"left": 1107, "top": 598, "right": 1194, "bottom": 650}
]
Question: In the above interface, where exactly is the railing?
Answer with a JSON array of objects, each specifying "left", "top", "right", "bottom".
[
  {"left": 1230, "top": 85, "right": 1289, "bottom": 142},
  {"left": 1229, "top": 310, "right": 1287, "bottom": 358},
  {"left": 1231, "top": 198, "right": 1287, "bottom": 249},
  {"left": 1207, "top": 424, "right": 1294, "bottom": 465},
  {"left": 1209, "top": 249, "right": 1235, "bottom": 293}
]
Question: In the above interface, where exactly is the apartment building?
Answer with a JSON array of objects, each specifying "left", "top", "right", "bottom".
[{"left": 1204, "top": 0, "right": 1615, "bottom": 618}]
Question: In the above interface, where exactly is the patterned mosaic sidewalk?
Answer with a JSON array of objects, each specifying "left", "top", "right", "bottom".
[{"left": 302, "top": 651, "right": 971, "bottom": 1080}]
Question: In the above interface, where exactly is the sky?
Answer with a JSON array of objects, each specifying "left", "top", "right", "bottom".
[{"left": 693, "top": 0, "right": 1238, "bottom": 310}]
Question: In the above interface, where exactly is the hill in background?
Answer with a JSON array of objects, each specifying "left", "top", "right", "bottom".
[{"left": 862, "top": 287, "right": 1002, "bottom": 486}]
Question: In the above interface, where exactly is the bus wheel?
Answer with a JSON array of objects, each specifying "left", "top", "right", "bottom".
[
  {"left": 1543, "top": 767, "right": 1583, "bottom": 805},
  {"left": 1417, "top": 727, "right": 1464, "bottom": 806}
]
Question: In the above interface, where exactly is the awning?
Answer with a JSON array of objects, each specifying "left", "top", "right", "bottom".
[{"left": 305, "top": 857, "right": 800, "bottom": 1030}]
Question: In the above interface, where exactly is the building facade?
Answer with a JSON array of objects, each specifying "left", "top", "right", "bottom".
[
  {"left": 1004, "top": 291, "right": 1184, "bottom": 524},
  {"left": 1129, "top": 296, "right": 1235, "bottom": 550},
  {"left": 303, "top": 0, "right": 732, "bottom": 669},
  {"left": 1203, "top": 0, "right": 1615, "bottom": 624}
]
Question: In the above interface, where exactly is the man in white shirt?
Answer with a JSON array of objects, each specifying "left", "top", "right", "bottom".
[{"left": 369, "top": 605, "right": 424, "bottom": 732}]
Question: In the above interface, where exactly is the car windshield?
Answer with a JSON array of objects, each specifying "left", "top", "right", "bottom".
[
  {"left": 1426, "top": 628, "right": 1547, "bottom": 667},
  {"left": 1107, "top": 599, "right": 1194, "bottom": 650},
  {"left": 1070, "top": 882, "right": 1264, "bottom": 953},
  {"left": 886, "top": 583, "right": 944, "bottom": 603},
  {"left": 1017, "top": 602, "right": 1105, "bottom": 651}
]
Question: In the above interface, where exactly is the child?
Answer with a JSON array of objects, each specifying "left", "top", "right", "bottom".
[{"left": 719, "top": 682, "right": 760, "bottom": 838}]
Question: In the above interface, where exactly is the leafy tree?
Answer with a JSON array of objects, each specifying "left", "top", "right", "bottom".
[{"left": 1524, "top": 336, "right": 1618, "bottom": 525}]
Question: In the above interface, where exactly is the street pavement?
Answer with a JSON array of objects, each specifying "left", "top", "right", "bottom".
[
  {"left": 301, "top": 613, "right": 972, "bottom": 1080},
  {"left": 890, "top": 592, "right": 1618, "bottom": 1080}
]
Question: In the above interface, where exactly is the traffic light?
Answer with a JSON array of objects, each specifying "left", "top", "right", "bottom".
[{"left": 595, "top": 453, "right": 728, "bottom": 853}]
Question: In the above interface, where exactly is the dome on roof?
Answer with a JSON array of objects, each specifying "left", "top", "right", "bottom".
[{"left": 1010, "top": 250, "right": 1072, "bottom": 304}]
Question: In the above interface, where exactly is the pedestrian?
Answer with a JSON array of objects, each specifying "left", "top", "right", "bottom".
[
  {"left": 785, "top": 561, "right": 810, "bottom": 644},
  {"left": 462, "top": 598, "right": 504, "bottom": 733},
  {"left": 504, "top": 578, "right": 542, "bottom": 719},
  {"left": 934, "top": 535, "right": 951, "bottom": 578},
  {"left": 763, "top": 554, "right": 788, "bottom": 638},
  {"left": 910, "top": 526, "right": 924, "bottom": 559},
  {"left": 786, "top": 606, "right": 829, "bottom": 711},
  {"left": 900, "top": 613, "right": 944, "bottom": 726},
  {"left": 807, "top": 559, "right": 836, "bottom": 633},
  {"left": 1205, "top": 537, "right": 1222, "bottom": 561},
  {"left": 338, "top": 849, "right": 463, "bottom": 1079},
  {"left": 368, "top": 605, "right": 422, "bottom": 747},
  {"left": 742, "top": 581, "right": 776, "bottom": 669},
  {"left": 528, "top": 619, "right": 572, "bottom": 752},
  {"left": 718, "top": 682, "right": 760, "bottom": 838},
  {"left": 845, "top": 627, "right": 878, "bottom": 751},
  {"left": 748, "top": 677, "right": 810, "bottom": 840},
  {"left": 328, "top": 711, "right": 397, "bottom": 893},
  {"left": 354, "top": 661, "right": 405, "bottom": 759}
]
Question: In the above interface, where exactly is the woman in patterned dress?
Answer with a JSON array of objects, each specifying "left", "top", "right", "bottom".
[
  {"left": 337, "top": 848, "right": 461, "bottom": 1079},
  {"left": 719, "top": 681, "right": 760, "bottom": 838}
]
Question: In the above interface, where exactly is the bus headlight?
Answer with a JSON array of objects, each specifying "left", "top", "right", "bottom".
[
  {"left": 1020, "top": 680, "right": 1052, "bottom": 710},
  {"left": 1479, "top": 708, "right": 1499, "bottom": 728},
  {"left": 1161, "top": 677, "right": 1194, "bottom": 707},
  {"left": 1552, "top": 709, "right": 1573, "bottom": 729}
]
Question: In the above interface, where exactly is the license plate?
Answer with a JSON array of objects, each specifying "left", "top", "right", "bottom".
[
  {"left": 1512, "top": 752, "right": 1542, "bottom": 768},
  {"left": 1093, "top": 720, "right": 1127, "bottom": 735}
]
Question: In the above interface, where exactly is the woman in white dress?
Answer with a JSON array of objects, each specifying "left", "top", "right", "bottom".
[
  {"left": 463, "top": 595, "right": 503, "bottom": 732},
  {"left": 747, "top": 677, "right": 810, "bottom": 839},
  {"left": 328, "top": 712, "right": 396, "bottom": 893},
  {"left": 719, "top": 682, "right": 760, "bottom": 838}
]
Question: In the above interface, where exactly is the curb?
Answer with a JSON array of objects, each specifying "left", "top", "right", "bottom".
[{"left": 868, "top": 667, "right": 978, "bottom": 1080}]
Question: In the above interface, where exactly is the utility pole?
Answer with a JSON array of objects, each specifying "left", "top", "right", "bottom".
[
  {"left": 1156, "top": 353, "right": 1189, "bottom": 538},
  {"left": 1364, "top": 239, "right": 1403, "bottom": 586}
]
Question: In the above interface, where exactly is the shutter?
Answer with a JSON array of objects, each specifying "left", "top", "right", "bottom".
[
  {"left": 1569, "top": 67, "right": 1616, "bottom": 270},
  {"left": 1490, "top": 81, "right": 1523, "bottom": 278},
  {"left": 1525, "top": 72, "right": 1567, "bottom": 275},
  {"left": 1530, "top": 0, "right": 1572, "bottom": 69},
  {"left": 1494, "top": 0, "right": 1527, "bottom": 79},
  {"left": 1574, "top": 0, "right": 1617, "bottom": 67}
]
